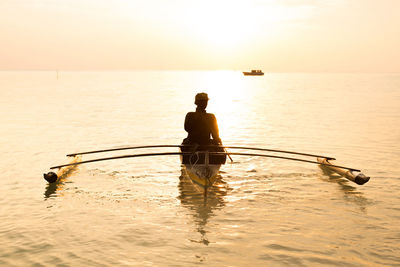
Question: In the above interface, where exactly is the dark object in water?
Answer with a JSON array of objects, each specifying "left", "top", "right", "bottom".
[{"left": 43, "top": 172, "right": 58, "bottom": 183}]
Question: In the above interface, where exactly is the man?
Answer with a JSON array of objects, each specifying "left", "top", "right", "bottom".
[{"left": 183, "top": 92, "right": 222, "bottom": 145}]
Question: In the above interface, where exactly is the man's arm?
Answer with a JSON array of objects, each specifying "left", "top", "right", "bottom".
[
  {"left": 184, "top": 112, "right": 193, "bottom": 132},
  {"left": 209, "top": 114, "right": 221, "bottom": 144}
]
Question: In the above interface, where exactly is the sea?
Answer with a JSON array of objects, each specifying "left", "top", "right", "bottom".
[{"left": 0, "top": 71, "right": 399, "bottom": 266}]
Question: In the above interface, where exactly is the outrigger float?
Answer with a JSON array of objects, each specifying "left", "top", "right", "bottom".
[{"left": 44, "top": 145, "right": 370, "bottom": 195}]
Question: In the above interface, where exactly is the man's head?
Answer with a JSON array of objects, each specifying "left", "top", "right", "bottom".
[{"left": 195, "top": 92, "right": 209, "bottom": 109}]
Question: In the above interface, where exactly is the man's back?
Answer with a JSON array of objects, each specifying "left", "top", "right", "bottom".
[{"left": 184, "top": 109, "right": 219, "bottom": 145}]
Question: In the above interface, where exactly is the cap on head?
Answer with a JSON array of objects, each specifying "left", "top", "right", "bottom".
[{"left": 195, "top": 93, "right": 209, "bottom": 105}]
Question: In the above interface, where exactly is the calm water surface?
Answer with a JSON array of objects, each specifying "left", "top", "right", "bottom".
[{"left": 0, "top": 71, "right": 399, "bottom": 266}]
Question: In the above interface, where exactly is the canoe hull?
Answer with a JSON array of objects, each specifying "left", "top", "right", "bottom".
[
  {"left": 183, "top": 164, "right": 221, "bottom": 191},
  {"left": 180, "top": 145, "right": 226, "bottom": 193}
]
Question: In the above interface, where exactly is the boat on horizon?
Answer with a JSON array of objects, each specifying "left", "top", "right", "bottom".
[{"left": 243, "top": 69, "right": 264, "bottom": 76}]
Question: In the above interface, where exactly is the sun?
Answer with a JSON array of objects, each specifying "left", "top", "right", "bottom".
[
  {"left": 180, "top": 0, "right": 315, "bottom": 53},
  {"left": 183, "top": 1, "right": 258, "bottom": 51}
]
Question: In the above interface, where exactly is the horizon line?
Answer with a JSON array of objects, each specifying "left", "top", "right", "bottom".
[{"left": 0, "top": 69, "right": 399, "bottom": 74}]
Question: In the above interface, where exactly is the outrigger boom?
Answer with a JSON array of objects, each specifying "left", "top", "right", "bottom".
[
  {"left": 44, "top": 145, "right": 370, "bottom": 186},
  {"left": 51, "top": 152, "right": 358, "bottom": 172},
  {"left": 66, "top": 145, "right": 336, "bottom": 160}
]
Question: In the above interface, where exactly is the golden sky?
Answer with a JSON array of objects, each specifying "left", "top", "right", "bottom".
[{"left": 1, "top": 0, "right": 399, "bottom": 72}]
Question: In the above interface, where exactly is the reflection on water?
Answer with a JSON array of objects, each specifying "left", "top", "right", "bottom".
[
  {"left": 178, "top": 168, "right": 229, "bottom": 245},
  {"left": 44, "top": 165, "right": 79, "bottom": 199},
  {"left": 44, "top": 182, "right": 63, "bottom": 199},
  {"left": 318, "top": 166, "right": 371, "bottom": 212}
]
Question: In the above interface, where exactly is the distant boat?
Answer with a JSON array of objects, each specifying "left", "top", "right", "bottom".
[{"left": 243, "top": 70, "right": 264, "bottom": 76}]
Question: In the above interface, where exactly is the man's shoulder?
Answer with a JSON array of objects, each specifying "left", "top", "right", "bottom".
[
  {"left": 186, "top": 111, "right": 215, "bottom": 119},
  {"left": 185, "top": 112, "right": 196, "bottom": 117},
  {"left": 206, "top": 113, "right": 216, "bottom": 119}
]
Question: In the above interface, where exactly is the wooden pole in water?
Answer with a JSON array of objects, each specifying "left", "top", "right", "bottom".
[
  {"left": 224, "top": 146, "right": 336, "bottom": 160},
  {"left": 51, "top": 152, "right": 190, "bottom": 169},
  {"left": 44, "top": 155, "right": 81, "bottom": 183},
  {"left": 317, "top": 157, "right": 370, "bottom": 185},
  {"left": 222, "top": 152, "right": 359, "bottom": 172},
  {"left": 66, "top": 145, "right": 183, "bottom": 157}
]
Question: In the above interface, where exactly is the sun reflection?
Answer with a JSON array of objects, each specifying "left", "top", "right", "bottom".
[
  {"left": 178, "top": 170, "right": 229, "bottom": 246},
  {"left": 195, "top": 71, "right": 250, "bottom": 142}
]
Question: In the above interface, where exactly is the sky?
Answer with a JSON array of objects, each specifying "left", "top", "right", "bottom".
[{"left": 1, "top": 0, "right": 399, "bottom": 72}]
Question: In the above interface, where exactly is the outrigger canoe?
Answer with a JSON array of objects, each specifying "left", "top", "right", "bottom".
[{"left": 44, "top": 145, "right": 370, "bottom": 194}]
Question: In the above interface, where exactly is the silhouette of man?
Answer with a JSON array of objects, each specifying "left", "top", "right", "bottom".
[{"left": 183, "top": 93, "right": 222, "bottom": 146}]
